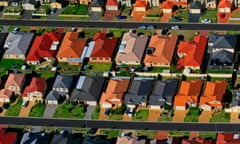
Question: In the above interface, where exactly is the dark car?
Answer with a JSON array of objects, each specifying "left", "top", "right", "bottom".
[
  {"left": 161, "top": 27, "right": 169, "bottom": 35},
  {"left": 116, "top": 15, "right": 127, "bottom": 19},
  {"left": 88, "top": 128, "right": 98, "bottom": 134},
  {"left": 104, "top": 108, "right": 111, "bottom": 116},
  {"left": 171, "top": 17, "right": 182, "bottom": 22},
  {"left": 32, "top": 15, "right": 41, "bottom": 19},
  {"left": 2, "top": 103, "right": 9, "bottom": 109}
]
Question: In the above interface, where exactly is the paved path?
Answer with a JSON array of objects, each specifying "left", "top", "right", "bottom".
[
  {"left": 19, "top": 101, "right": 35, "bottom": 117},
  {"left": 43, "top": 104, "right": 58, "bottom": 118},
  {"left": 198, "top": 110, "right": 214, "bottom": 122},
  {"left": 48, "top": 9, "right": 62, "bottom": 20},
  {"left": 84, "top": 105, "right": 95, "bottom": 120},
  {"left": 148, "top": 109, "right": 160, "bottom": 121}
]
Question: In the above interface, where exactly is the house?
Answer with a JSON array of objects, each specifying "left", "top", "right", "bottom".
[
  {"left": 50, "top": 133, "right": 68, "bottom": 144},
  {"left": 99, "top": 77, "right": 131, "bottom": 108},
  {"left": 216, "top": 133, "right": 240, "bottom": 144},
  {"left": 115, "top": 32, "right": 148, "bottom": 65},
  {"left": 22, "top": 0, "right": 39, "bottom": 10},
  {"left": 3, "top": 32, "right": 34, "bottom": 59},
  {"left": 148, "top": 0, "right": 160, "bottom": 7},
  {"left": 52, "top": 75, "right": 73, "bottom": 98},
  {"left": 124, "top": 77, "right": 154, "bottom": 108},
  {"left": 176, "top": 35, "right": 208, "bottom": 70},
  {"left": 0, "top": 89, "right": 13, "bottom": 103},
  {"left": 117, "top": 0, "right": 133, "bottom": 7},
  {"left": 174, "top": 80, "right": 203, "bottom": 110},
  {"left": 50, "top": 0, "right": 63, "bottom": 9},
  {"left": 90, "top": 0, "right": 105, "bottom": 12},
  {"left": 161, "top": 1, "right": 173, "bottom": 14},
  {"left": 166, "top": 0, "right": 188, "bottom": 8},
  {"left": 204, "top": 0, "right": 217, "bottom": 8},
  {"left": 144, "top": 34, "right": 178, "bottom": 67},
  {"left": 199, "top": 80, "right": 227, "bottom": 111},
  {"left": 116, "top": 136, "right": 147, "bottom": 144},
  {"left": 133, "top": 0, "right": 147, "bottom": 12},
  {"left": 226, "top": 89, "right": 240, "bottom": 112},
  {"left": 26, "top": 32, "right": 63, "bottom": 65},
  {"left": 22, "top": 77, "right": 47, "bottom": 102},
  {"left": 79, "top": 0, "right": 92, "bottom": 5},
  {"left": 207, "top": 34, "right": 237, "bottom": 68},
  {"left": 106, "top": 0, "right": 118, "bottom": 11},
  {"left": 218, "top": 0, "right": 232, "bottom": 13},
  {"left": 56, "top": 32, "right": 87, "bottom": 65},
  {"left": 182, "top": 137, "right": 213, "bottom": 144},
  {"left": 89, "top": 32, "right": 118, "bottom": 63},
  {"left": 70, "top": 76, "right": 106, "bottom": 106},
  {"left": 0, "top": 0, "right": 10, "bottom": 6},
  {"left": 82, "top": 136, "right": 110, "bottom": 144},
  {"left": 20, "top": 132, "right": 52, "bottom": 144},
  {"left": 45, "top": 90, "right": 61, "bottom": 104},
  {"left": 0, "top": 129, "right": 18, "bottom": 144},
  {"left": 189, "top": 1, "right": 202, "bottom": 14},
  {"left": 4, "top": 73, "right": 25, "bottom": 95},
  {"left": 149, "top": 79, "right": 179, "bottom": 110}
]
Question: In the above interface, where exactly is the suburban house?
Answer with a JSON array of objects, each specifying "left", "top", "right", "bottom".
[
  {"left": 161, "top": 1, "right": 173, "bottom": 14},
  {"left": 26, "top": 32, "right": 63, "bottom": 65},
  {"left": 82, "top": 136, "right": 110, "bottom": 144},
  {"left": 22, "top": 77, "right": 47, "bottom": 102},
  {"left": 45, "top": 90, "right": 61, "bottom": 104},
  {"left": 116, "top": 136, "right": 146, "bottom": 144},
  {"left": 166, "top": 0, "right": 188, "bottom": 8},
  {"left": 117, "top": 0, "right": 133, "bottom": 7},
  {"left": 99, "top": 77, "right": 131, "bottom": 109},
  {"left": 52, "top": 75, "right": 73, "bottom": 98},
  {"left": 124, "top": 77, "right": 154, "bottom": 108},
  {"left": 144, "top": 34, "right": 178, "bottom": 67},
  {"left": 216, "top": 133, "right": 240, "bottom": 144},
  {"left": 174, "top": 80, "right": 203, "bottom": 110},
  {"left": 218, "top": 0, "right": 232, "bottom": 23},
  {"left": 20, "top": 132, "right": 52, "bottom": 144},
  {"left": 149, "top": 79, "right": 179, "bottom": 110},
  {"left": 70, "top": 76, "right": 106, "bottom": 106},
  {"left": 50, "top": 0, "right": 63, "bottom": 9},
  {"left": 189, "top": 0, "right": 202, "bottom": 14},
  {"left": 133, "top": 0, "right": 148, "bottom": 21},
  {"left": 148, "top": 0, "right": 160, "bottom": 7},
  {"left": 182, "top": 137, "right": 213, "bottom": 144},
  {"left": 51, "top": 133, "right": 68, "bottom": 144},
  {"left": 3, "top": 32, "right": 35, "bottom": 60},
  {"left": 56, "top": 32, "right": 87, "bottom": 65},
  {"left": 22, "top": 0, "right": 39, "bottom": 10},
  {"left": 89, "top": 32, "right": 118, "bottom": 63},
  {"left": 79, "top": 0, "right": 92, "bottom": 4},
  {"left": 0, "top": 0, "right": 10, "bottom": 6},
  {"left": 4, "top": 73, "right": 25, "bottom": 95},
  {"left": 0, "top": 89, "right": 13, "bottom": 103},
  {"left": 205, "top": 0, "right": 217, "bottom": 8},
  {"left": 226, "top": 89, "right": 240, "bottom": 112},
  {"left": 0, "top": 33, "right": 8, "bottom": 58},
  {"left": 0, "top": 129, "right": 18, "bottom": 144},
  {"left": 207, "top": 34, "right": 237, "bottom": 68},
  {"left": 106, "top": 0, "right": 118, "bottom": 11},
  {"left": 115, "top": 31, "right": 148, "bottom": 65},
  {"left": 90, "top": 0, "right": 105, "bottom": 12},
  {"left": 199, "top": 80, "right": 228, "bottom": 111},
  {"left": 176, "top": 35, "right": 208, "bottom": 70}
]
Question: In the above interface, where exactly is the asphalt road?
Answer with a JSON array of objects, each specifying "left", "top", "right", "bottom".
[
  {"left": 1, "top": 116, "right": 240, "bottom": 132},
  {"left": 0, "top": 19, "right": 240, "bottom": 30}
]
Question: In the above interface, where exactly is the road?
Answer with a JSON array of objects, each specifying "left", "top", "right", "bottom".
[
  {"left": 0, "top": 19, "right": 240, "bottom": 30},
  {"left": 1, "top": 116, "right": 240, "bottom": 132}
]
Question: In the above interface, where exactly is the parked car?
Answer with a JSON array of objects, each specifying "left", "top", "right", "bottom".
[
  {"left": 171, "top": 16, "right": 182, "bottom": 22},
  {"left": 171, "top": 25, "right": 180, "bottom": 30},
  {"left": 201, "top": 19, "right": 212, "bottom": 24},
  {"left": 2, "top": 103, "right": 9, "bottom": 109},
  {"left": 128, "top": 108, "right": 134, "bottom": 117},
  {"left": 32, "top": 16, "right": 41, "bottom": 19},
  {"left": 161, "top": 27, "right": 169, "bottom": 35},
  {"left": 22, "top": 100, "right": 29, "bottom": 108},
  {"left": 147, "top": 25, "right": 156, "bottom": 30},
  {"left": 104, "top": 108, "right": 111, "bottom": 116},
  {"left": 50, "top": 8, "right": 56, "bottom": 14},
  {"left": 138, "top": 25, "right": 147, "bottom": 30},
  {"left": 88, "top": 128, "right": 98, "bottom": 134},
  {"left": 12, "top": 27, "right": 20, "bottom": 33},
  {"left": 116, "top": 15, "right": 127, "bottom": 20}
]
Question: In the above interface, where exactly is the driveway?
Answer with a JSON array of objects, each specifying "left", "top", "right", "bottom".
[
  {"left": 84, "top": 105, "right": 95, "bottom": 120},
  {"left": 19, "top": 101, "right": 35, "bottom": 117},
  {"left": 43, "top": 104, "right": 58, "bottom": 118},
  {"left": 98, "top": 108, "right": 109, "bottom": 120},
  {"left": 198, "top": 110, "right": 214, "bottom": 122},
  {"left": 104, "top": 10, "right": 120, "bottom": 21},
  {"left": 189, "top": 14, "right": 201, "bottom": 23},
  {"left": 21, "top": 10, "right": 33, "bottom": 19},
  {"left": 148, "top": 109, "right": 160, "bottom": 121},
  {"left": 231, "top": 112, "right": 240, "bottom": 123},
  {"left": 123, "top": 114, "right": 132, "bottom": 121},
  {"left": 160, "top": 13, "right": 171, "bottom": 22},
  {"left": 172, "top": 110, "right": 188, "bottom": 122},
  {"left": 89, "top": 12, "right": 101, "bottom": 21},
  {"left": 48, "top": 9, "right": 62, "bottom": 20}
]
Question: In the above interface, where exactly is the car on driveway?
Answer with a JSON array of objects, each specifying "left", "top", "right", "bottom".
[
  {"left": 171, "top": 16, "right": 182, "bottom": 22},
  {"left": 171, "top": 25, "right": 181, "bottom": 30},
  {"left": 201, "top": 19, "right": 212, "bottom": 24},
  {"left": 116, "top": 15, "right": 127, "bottom": 20},
  {"left": 22, "top": 100, "right": 29, "bottom": 108}
]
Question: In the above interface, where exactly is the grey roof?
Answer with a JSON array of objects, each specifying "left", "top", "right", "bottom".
[
  {"left": 20, "top": 132, "right": 51, "bottom": 144},
  {"left": 45, "top": 90, "right": 60, "bottom": 101},
  {"left": 23, "top": 0, "right": 36, "bottom": 4},
  {"left": 52, "top": 75, "right": 73, "bottom": 90},
  {"left": 190, "top": 1, "right": 201, "bottom": 9},
  {"left": 50, "top": 134, "right": 68, "bottom": 144},
  {"left": 4, "top": 32, "right": 34, "bottom": 56},
  {"left": 70, "top": 76, "right": 106, "bottom": 102},
  {"left": 82, "top": 136, "right": 110, "bottom": 144},
  {"left": 209, "top": 50, "right": 233, "bottom": 66},
  {"left": 91, "top": 0, "right": 105, "bottom": 7},
  {"left": 208, "top": 34, "right": 237, "bottom": 49},
  {"left": 232, "top": 99, "right": 240, "bottom": 106},
  {"left": 124, "top": 77, "right": 154, "bottom": 105},
  {"left": 149, "top": 79, "right": 179, "bottom": 106}
]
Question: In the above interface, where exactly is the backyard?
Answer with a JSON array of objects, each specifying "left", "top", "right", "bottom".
[
  {"left": 85, "top": 63, "right": 112, "bottom": 72},
  {"left": 61, "top": 5, "right": 88, "bottom": 15},
  {"left": 28, "top": 103, "right": 46, "bottom": 117}
]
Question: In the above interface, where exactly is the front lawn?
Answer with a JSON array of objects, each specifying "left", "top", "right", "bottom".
[
  {"left": 136, "top": 130, "right": 156, "bottom": 140},
  {"left": 184, "top": 107, "right": 200, "bottom": 122},
  {"left": 85, "top": 63, "right": 112, "bottom": 72},
  {"left": 148, "top": 67, "right": 170, "bottom": 73},
  {"left": 61, "top": 5, "right": 88, "bottom": 15},
  {"left": 173, "top": 9, "right": 189, "bottom": 23},
  {"left": 133, "top": 109, "right": 149, "bottom": 121},
  {"left": 0, "top": 59, "right": 25, "bottom": 70},
  {"left": 210, "top": 111, "right": 230, "bottom": 122},
  {"left": 158, "top": 113, "right": 172, "bottom": 121},
  {"left": 38, "top": 71, "right": 56, "bottom": 79},
  {"left": 199, "top": 132, "right": 217, "bottom": 140},
  {"left": 91, "top": 106, "right": 100, "bottom": 120},
  {"left": 200, "top": 10, "right": 217, "bottom": 23},
  {"left": 82, "top": 28, "right": 101, "bottom": 39},
  {"left": 100, "top": 129, "right": 121, "bottom": 139},
  {"left": 53, "top": 102, "right": 86, "bottom": 119},
  {"left": 29, "top": 103, "right": 45, "bottom": 117},
  {"left": 5, "top": 98, "right": 22, "bottom": 116},
  {"left": 109, "top": 106, "right": 124, "bottom": 120}
]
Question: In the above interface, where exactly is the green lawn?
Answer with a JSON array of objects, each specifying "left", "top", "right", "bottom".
[
  {"left": 5, "top": 98, "right": 22, "bottom": 116},
  {"left": 206, "top": 69, "right": 233, "bottom": 74},
  {"left": 100, "top": 129, "right": 121, "bottom": 139},
  {"left": 108, "top": 29, "right": 128, "bottom": 38},
  {"left": 29, "top": 103, "right": 46, "bottom": 117},
  {"left": 109, "top": 114, "right": 123, "bottom": 120},
  {"left": 148, "top": 67, "right": 170, "bottom": 73},
  {"left": 57, "top": 62, "right": 81, "bottom": 74},
  {"left": 158, "top": 113, "right": 172, "bottom": 121},
  {"left": 91, "top": 106, "right": 100, "bottom": 120},
  {"left": 0, "top": 59, "right": 25, "bottom": 69},
  {"left": 82, "top": 28, "right": 101, "bottom": 39},
  {"left": 61, "top": 5, "right": 88, "bottom": 15},
  {"left": 133, "top": 109, "right": 149, "bottom": 121},
  {"left": 184, "top": 107, "right": 200, "bottom": 122},
  {"left": 109, "top": 106, "right": 124, "bottom": 120},
  {"left": 199, "top": 132, "right": 217, "bottom": 140},
  {"left": 136, "top": 130, "right": 156, "bottom": 139},
  {"left": 172, "top": 9, "right": 189, "bottom": 23},
  {"left": 210, "top": 111, "right": 230, "bottom": 122},
  {"left": 200, "top": 10, "right": 217, "bottom": 23},
  {"left": 86, "top": 63, "right": 112, "bottom": 72},
  {"left": 54, "top": 102, "right": 85, "bottom": 119},
  {"left": 120, "top": 6, "right": 132, "bottom": 16},
  {"left": 169, "top": 131, "right": 189, "bottom": 137},
  {"left": 39, "top": 71, "right": 56, "bottom": 79}
]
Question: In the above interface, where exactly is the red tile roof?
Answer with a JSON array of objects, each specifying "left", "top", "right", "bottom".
[
  {"left": 106, "top": 0, "right": 118, "bottom": 6},
  {"left": 182, "top": 137, "right": 213, "bottom": 144},
  {"left": 0, "top": 129, "right": 17, "bottom": 144},
  {"left": 26, "top": 32, "right": 63, "bottom": 62},
  {"left": 217, "top": 133, "right": 240, "bottom": 144},
  {"left": 161, "top": 1, "right": 173, "bottom": 9},
  {"left": 23, "top": 77, "right": 46, "bottom": 97},
  {"left": 91, "top": 32, "right": 117, "bottom": 58},
  {"left": 177, "top": 35, "right": 208, "bottom": 69},
  {"left": 134, "top": 0, "right": 147, "bottom": 7},
  {"left": 218, "top": 0, "right": 232, "bottom": 8}
]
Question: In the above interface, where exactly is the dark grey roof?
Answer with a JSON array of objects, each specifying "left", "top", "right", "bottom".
[
  {"left": 124, "top": 77, "right": 154, "bottom": 105},
  {"left": 190, "top": 1, "right": 201, "bottom": 9},
  {"left": 50, "top": 0, "right": 62, "bottom": 3},
  {"left": 52, "top": 75, "right": 73, "bottom": 90},
  {"left": 149, "top": 79, "right": 179, "bottom": 106},
  {"left": 70, "top": 76, "right": 106, "bottom": 102},
  {"left": 51, "top": 134, "right": 68, "bottom": 144},
  {"left": 67, "top": 134, "right": 81, "bottom": 144},
  {"left": 82, "top": 136, "right": 110, "bottom": 144},
  {"left": 232, "top": 99, "right": 240, "bottom": 106},
  {"left": 0, "top": 33, "right": 7, "bottom": 47},
  {"left": 208, "top": 34, "right": 237, "bottom": 49},
  {"left": 209, "top": 50, "right": 233, "bottom": 66},
  {"left": 23, "top": 0, "right": 36, "bottom": 4},
  {"left": 20, "top": 132, "right": 51, "bottom": 144},
  {"left": 45, "top": 90, "right": 60, "bottom": 101},
  {"left": 91, "top": 0, "right": 105, "bottom": 7}
]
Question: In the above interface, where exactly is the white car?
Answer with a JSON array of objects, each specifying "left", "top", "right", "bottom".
[
  {"left": 171, "top": 25, "right": 180, "bottom": 30},
  {"left": 201, "top": 19, "right": 212, "bottom": 24}
]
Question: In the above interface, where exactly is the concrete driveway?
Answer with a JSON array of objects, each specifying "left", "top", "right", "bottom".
[
  {"left": 43, "top": 104, "right": 58, "bottom": 118},
  {"left": 48, "top": 9, "right": 62, "bottom": 20},
  {"left": 172, "top": 110, "right": 188, "bottom": 122},
  {"left": 189, "top": 14, "right": 201, "bottom": 23},
  {"left": 21, "top": 10, "right": 33, "bottom": 19},
  {"left": 84, "top": 105, "right": 95, "bottom": 120},
  {"left": 99, "top": 108, "right": 109, "bottom": 120},
  {"left": 231, "top": 112, "right": 240, "bottom": 123},
  {"left": 198, "top": 110, "right": 214, "bottom": 122},
  {"left": 148, "top": 109, "right": 160, "bottom": 121},
  {"left": 19, "top": 101, "right": 35, "bottom": 117},
  {"left": 89, "top": 12, "right": 101, "bottom": 21}
]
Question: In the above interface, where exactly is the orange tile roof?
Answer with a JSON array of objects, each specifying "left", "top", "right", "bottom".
[
  {"left": 4, "top": 73, "right": 24, "bottom": 90},
  {"left": 218, "top": 0, "right": 232, "bottom": 8},
  {"left": 57, "top": 32, "right": 87, "bottom": 59},
  {"left": 161, "top": 1, "right": 173, "bottom": 9},
  {"left": 177, "top": 35, "right": 208, "bottom": 69},
  {"left": 144, "top": 34, "right": 178, "bottom": 65},
  {"left": 134, "top": 0, "right": 147, "bottom": 7},
  {"left": 166, "top": 0, "right": 188, "bottom": 6},
  {"left": 217, "top": 133, "right": 240, "bottom": 144},
  {"left": 182, "top": 137, "right": 213, "bottom": 144},
  {"left": 100, "top": 77, "right": 130, "bottom": 105},
  {"left": 106, "top": 0, "right": 118, "bottom": 6},
  {"left": 0, "top": 89, "right": 12, "bottom": 99}
]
